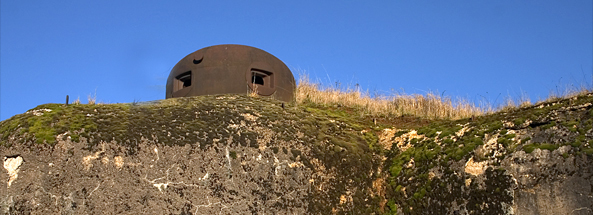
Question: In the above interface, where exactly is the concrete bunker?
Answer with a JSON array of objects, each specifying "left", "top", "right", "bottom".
[{"left": 166, "top": 44, "right": 296, "bottom": 102}]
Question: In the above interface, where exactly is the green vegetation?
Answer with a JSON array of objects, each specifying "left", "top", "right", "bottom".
[
  {"left": 513, "top": 117, "right": 526, "bottom": 126},
  {"left": 563, "top": 120, "right": 579, "bottom": 132},
  {"left": 385, "top": 200, "right": 398, "bottom": 214},
  {"left": 380, "top": 92, "right": 593, "bottom": 213},
  {"left": 2, "top": 85, "right": 593, "bottom": 214},
  {"left": 541, "top": 121, "right": 557, "bottom": 130},
  {"left": 523, "top": 143, "right": 560, "bottom": 153},
  {"left": 0, "top": 103, "right": 102, "bottom": 145}
]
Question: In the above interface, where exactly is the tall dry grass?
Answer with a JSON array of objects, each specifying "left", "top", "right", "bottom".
[
  {"left": 497, "top": 84, "right": 592, "bottom": 112},
  {"left": 295, "top": 75, "right": 484, "bottom": 120},
  {"left": 545, "top": 84, "right": 591, "bottom": 103},
  {"left": 295, "top": 74, "right": 593, "bottom": 120}
]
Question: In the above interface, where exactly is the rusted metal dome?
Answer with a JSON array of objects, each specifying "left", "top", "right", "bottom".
[{"left": 166, "top": 44, "right": 296, "bottom": 102}]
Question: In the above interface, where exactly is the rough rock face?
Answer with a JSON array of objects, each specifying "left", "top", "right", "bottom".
[
  {"left": 378, "top": 94, "right": 593, "bottom": 214},
  {"left": 1, "top": 95, "right": 382, "bottom": 214},
  {"left": 1, "top": 136, "right": 314, "bottom": 214},
  {"left": 1, "top": 94, "right": 593, "bottom": 214},
  {"left": 504, "top": 149, "right": 592, "bottom": 215}
]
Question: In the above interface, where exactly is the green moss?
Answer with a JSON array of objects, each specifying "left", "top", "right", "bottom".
[
  {"left": 513, "top": 118, "right": 525, "bottom": 126},
  {"left": 487, "top": 121, "right": 503, "bottom": 133},
  {"left": 363, "top": 131, "right": 379, "bottom": 147},
  {"left": 498, "top": 133, "right": 516, "bottom": 147},
  {"left": 418, "top": 127, "right": 437, "bottom": 138},
  {"left": 538, "top": 143, "right": 560, "bottom": 151},
  {"left": 584, "top": 119, "right": 593, "bottom": 127},
  {"left": 563, "top": 120, "right": 579, "bottom": 132},
  {"left": 390, "top": 160, "right": 405, "bottom": 177},
  {"left": 541, "top": 121, "right": 557, "bottom": 130},
  {"left": 70, "top": 133, "right": 80, "bottom": 142},
  {"left": 523, "top": 143, "right": 559, "bottom": 153},
  {"left": 523, "top": 144, "right": 537, "bottom": 153},
  {"left": 393, "top": 130, "right": 408, "bottom": 138},
  {"left": 572, "top": 138, "right": 583, "bottom": 147},
  {"left": 497, "top": 137, "right": 510, "bottom": 148},
  {"left": 583, "top": 148, "right": 593, "bottom": 156},
  {"left": 412, "top": 188, "right": 426, "bottom": 199},
  {"left": 386, "top": 200, "right": 398, "bottom": 214},
  {"left": 3, "top": 92, "right": 593, "bottom": 213},
  {"left": 563, "top": 120, "right": 579, "bottom": 127}
]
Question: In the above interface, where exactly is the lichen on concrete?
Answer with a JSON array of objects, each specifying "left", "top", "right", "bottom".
[{"left": 1, "top": 93, "right": 592, "bottom": 214}]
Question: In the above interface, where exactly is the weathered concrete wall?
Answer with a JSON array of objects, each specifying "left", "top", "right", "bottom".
[
  {"left": 1, "top": 95, "right": 383, "bottom": 214},
  {"left": 504, "top": 149, "right": 593, "bottom": 215},
  {"left": 1, "top": 137, "right": 314, "bottom": 214},
  {"left": 2, "top": 94, "right": 593, "bottom": 214}
]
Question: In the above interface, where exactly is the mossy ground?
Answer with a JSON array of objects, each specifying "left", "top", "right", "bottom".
[
  {"left": 2, "top": 93, "right": 593, "bottom": 214},
  {"left": 382, "top": 93, "right": 593, "bottom": 214},
  {"left": 0, "top": 95, "right": 385, "bottom": 214}
]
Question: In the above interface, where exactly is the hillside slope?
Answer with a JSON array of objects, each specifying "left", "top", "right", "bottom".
[{"left": 1, "top": 94, "right": 592, "bottom": 214}]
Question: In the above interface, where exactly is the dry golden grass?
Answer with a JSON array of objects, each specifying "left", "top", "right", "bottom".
[
  {"left": 543, "top": 85, "right": 591, "bottom": 103},
  {"left": 73, "top": 96, "right": 81, "bottom": 105},
  {"left": 87, "top": 90, "right": 97, "bottom": 105},
  {"left": 500, "top": 84, "right": 592, "bottom": 111},
  {"left": 71, "top": 74, "right": 591, "bottom": 120},
  {"left": 249, "top": 83, "right": 259, "bottom": 98},
  {"left": 295, "top": 75, "right": 484, "bottom": 119},
  {"left": 295, "top": 74, "right": 593, "bottom": 120}
]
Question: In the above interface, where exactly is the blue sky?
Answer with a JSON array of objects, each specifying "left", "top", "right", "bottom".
[{"left": 1, "top": 1, "right": 592, "bottom": 121}]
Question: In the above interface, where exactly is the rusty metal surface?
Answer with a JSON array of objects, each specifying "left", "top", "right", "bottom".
[{"left": 166, "top": 44, "right": 296, "bottom": 102}]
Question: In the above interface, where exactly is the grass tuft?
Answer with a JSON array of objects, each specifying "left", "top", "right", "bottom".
[{"left": 88, "top": 90, "right": 97, "bottom": 105}]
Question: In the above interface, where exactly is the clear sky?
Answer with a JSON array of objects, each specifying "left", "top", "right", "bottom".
[{"left": 1, "top": 1, "right": 592, "bottom": 121}]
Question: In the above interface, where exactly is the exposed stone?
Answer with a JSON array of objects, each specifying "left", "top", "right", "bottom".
[
  {"left": 465, "top": 157, "right": 487, "bottom": 176},
  {"left": 1, "top": 93, "right": 593, "bottom": 214},
  {"left": 3, "top": 156, "right": 23, "bottom": 188}
]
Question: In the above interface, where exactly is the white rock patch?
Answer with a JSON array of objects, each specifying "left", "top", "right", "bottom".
[
  {"left": 465, "top": 157, "right": 487, "bottom": 176},
  {"left": 3, "top": 156, "right": 23, "bottom": 188},
  {"left": 114, "top": 156, "right": 124, "bottom": 169}
]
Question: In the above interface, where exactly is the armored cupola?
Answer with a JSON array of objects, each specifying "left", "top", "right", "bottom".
[{"left": 166, "top": 44, "right": 296, "bottom": 102}]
